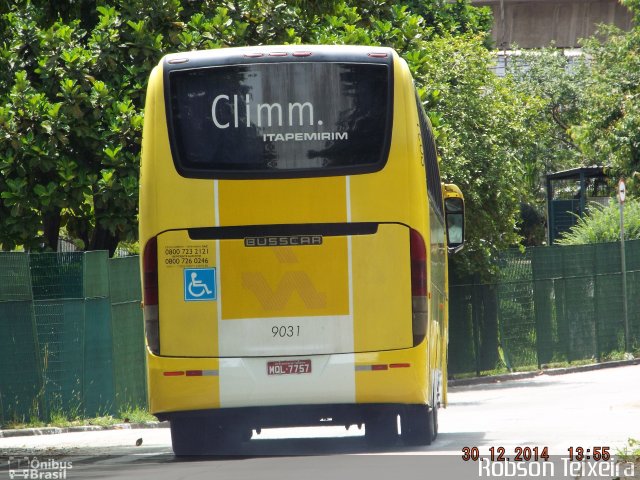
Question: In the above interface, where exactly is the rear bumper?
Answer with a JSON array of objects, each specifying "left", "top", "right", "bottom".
[
  {"left": 157, "top": 403, "right": 408, "bottom": 429},
  {"left": 147, "top": 348, "right": 429, "bottom": 416}
]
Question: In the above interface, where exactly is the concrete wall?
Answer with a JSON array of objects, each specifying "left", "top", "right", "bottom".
[{"left": 470, "top": 0, "right": 634, "bottom": 48}]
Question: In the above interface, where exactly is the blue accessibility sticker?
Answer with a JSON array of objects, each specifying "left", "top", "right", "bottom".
[{"left": 184, "top": 268, "right": 217, "bottom": 301}]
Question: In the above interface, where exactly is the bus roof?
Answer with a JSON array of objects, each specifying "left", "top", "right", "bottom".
[{"left": 162, "top": 45, "right": 396, "bottom": 69}]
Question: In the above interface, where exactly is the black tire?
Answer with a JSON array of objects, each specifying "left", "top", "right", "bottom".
[
  {"left": 365, "top": 411, "right": 398, "bottom": 447},
  {"left": 400, "top": 404, "right": 432, "bottom": 446},
  {"left": 170, "top": 417, "right": 217, "bottom": 456},
  {"left": 170, "top": 417, "right": 249, "bottom": 456}
]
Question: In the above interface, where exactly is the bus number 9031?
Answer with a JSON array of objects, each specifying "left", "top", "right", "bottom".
[{"left": 272, "top": 325, "right": 300, "bottom": 338}]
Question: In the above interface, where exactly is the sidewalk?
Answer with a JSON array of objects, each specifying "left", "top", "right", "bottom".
[
  {"left": 0, "top": 421, "right": 169, "bottom": 439},
  {"left": 448, "top": 357, "right": 640, "bottom": 386}
]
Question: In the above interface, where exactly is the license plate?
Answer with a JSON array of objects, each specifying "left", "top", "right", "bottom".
[{"left": 267, "top": 359, "right": 312, "bottom": 375}]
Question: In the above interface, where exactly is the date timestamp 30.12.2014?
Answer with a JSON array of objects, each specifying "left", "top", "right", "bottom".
[{"left": 462, "top": 446, "right": 612, "bottom": 462}]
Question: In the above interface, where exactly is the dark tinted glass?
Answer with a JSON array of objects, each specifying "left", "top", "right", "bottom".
[
  {"left": 415, "top": 90, "right": 444, "bottom": 220},
  {"left": 167, "top": 62, "right": 391, "bottom": 177}
]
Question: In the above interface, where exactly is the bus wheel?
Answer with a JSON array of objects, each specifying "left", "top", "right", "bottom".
[
  {"left": 365, "top": 411, "right": 398, "bottom": 446},
  {"left": 170, "top": 417, "right": 219, "bottom": 456},
  {"left": 400, "top": 405, "right": 432, "bottom": 446},
  {"left": 170, "top": 417, "right": 248, "bottom": 456}
]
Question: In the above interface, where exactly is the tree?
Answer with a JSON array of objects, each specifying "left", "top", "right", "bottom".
[
  {"left": 570, "top": 17, "right": 640, "bottom": 193},
  {"left": 0, "top": 0, "right": 497, "bottom": 257},
  {"left": 507, "top": 47, "right": 589, "bottom": 199},
  {"left": 494, "top": 1, "right": 640, "bottom": 249},
  {"left": 404, "top": 0, "right": 492, "bottom": 41},
  {"left": 1, "top": 0, "right": 539, "bottom": 277},
  {"left": 0, "top": 2, "right": 172, "bottom": 254},
  {"left": 502, "top": 47, "right": 593, "bottom": 247},
  {"left": 409, "top": 34, "right": 546, "bottom": 278}
]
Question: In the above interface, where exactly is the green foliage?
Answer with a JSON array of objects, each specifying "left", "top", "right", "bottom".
[
  {"left": 412, "top": 35, "right": 544, "bottom": 278},
  {"left": 404, "top": 0, "right": 493, "bottom": 41},
  {"left": 0, "top": 0, "right": 540, "bottom": 279},
  {"left": 616, "top": 437, "right": 640, "bottom": 464},
  {"left": 503, "top": 10, "right": 640, "bottom": 251},
  {"left": 118, "top": 406, "right": 157, "bottom": 423},
  {"left": 0, "top": 0, "right": 508, "bottom": 269},
  {"left": 507, "top": 48, "right": 588, "bottom": 199},
  {"left": 556, "top": 198, "right": 640, "bottom": 245},
  {"left": 1, "top": 406, "right": 157, "bottom": 429},
  {"left": 501, "top": 1, "right": 638, "bottom": 200},
  {"left": 0, "top": 1, "right": 166, "bottom": 253},
  {"left": 570, "top": 22, "right": 640, "bottom": 194}
]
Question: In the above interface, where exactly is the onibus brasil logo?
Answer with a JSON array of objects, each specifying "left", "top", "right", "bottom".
[{"left": 8, "top": 457, "right": 72, "bottom": 479}]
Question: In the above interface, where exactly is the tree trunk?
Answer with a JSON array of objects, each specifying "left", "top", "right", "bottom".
[
  {"left": 89, "top": 223, "right": 120, "bottom": 257},
  {"left": 42, "top": 208, "right": 61, "bottom": 252}
]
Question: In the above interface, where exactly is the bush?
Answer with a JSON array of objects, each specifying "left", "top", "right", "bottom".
[{"left": 556, "top": 198, "right": 640, "bottom": 245}]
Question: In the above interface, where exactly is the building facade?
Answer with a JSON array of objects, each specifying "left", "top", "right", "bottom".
[{"left": 470, "top": 0, "right": 634, "bottom": 48}]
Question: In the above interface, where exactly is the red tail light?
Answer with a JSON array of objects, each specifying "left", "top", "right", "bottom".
[
  {"left": 143, "top": 236, "right": 158, "bottom": 304},
  {"left": 410, "top": 229, "right": 428, "bottom": 346},
  {"left": 410, "top": 229, "right": 427, "bottom": 296},
  {"left": 143, "top": 237, "right": 160, "bottom": 354}
]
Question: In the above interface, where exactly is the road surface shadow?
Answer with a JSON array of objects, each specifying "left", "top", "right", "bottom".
[{"left": 160, "top": 430, "right": 488, "bottom": 461}]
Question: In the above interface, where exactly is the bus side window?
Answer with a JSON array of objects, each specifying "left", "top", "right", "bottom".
[{"left": 414, "top": 90, "right": 444, "bottom": 220}]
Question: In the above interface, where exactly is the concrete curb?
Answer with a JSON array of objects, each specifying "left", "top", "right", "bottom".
[
  {"left": 0, "top": 421, "right": 169, "bottom": 439},
  {"left": 448, "top": 357, "right": 640, "bottom": 387}
]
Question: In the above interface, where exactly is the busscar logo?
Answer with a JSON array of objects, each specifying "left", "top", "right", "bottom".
[{"left": 244, "top": 235, "right": 323, "bottom": 247}]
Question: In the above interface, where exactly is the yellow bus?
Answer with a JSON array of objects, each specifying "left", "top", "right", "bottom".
[{"left": 139, "top": 45, "right": 465, "bottom": 455}]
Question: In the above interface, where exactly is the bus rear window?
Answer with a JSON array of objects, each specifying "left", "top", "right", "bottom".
[{"left": 166, "top": 62, "right": 392, "bottom": 178}]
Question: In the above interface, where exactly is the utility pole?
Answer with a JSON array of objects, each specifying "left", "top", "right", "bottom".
[{"left": 618, "top": 178, "right": 629, "bottom": 353}]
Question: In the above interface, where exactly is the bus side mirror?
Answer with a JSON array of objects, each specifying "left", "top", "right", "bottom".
[{"left": 444, "top": 185, "right": 465, "bottom": 254}]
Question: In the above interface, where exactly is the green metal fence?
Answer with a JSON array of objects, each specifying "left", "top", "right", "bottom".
[
  {"left": 449, "top": 240, "right": 640, "bottom": 376},
  {"left": 3, "top": 243, "right": 639, "bottom": 418},
  {"left": 0, "top": 252, "right": 145, "bottom": 424}
]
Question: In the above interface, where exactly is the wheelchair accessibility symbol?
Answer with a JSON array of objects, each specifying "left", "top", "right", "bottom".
[{"left": 184, "top": 268, "right": 217, "bottom": 301}]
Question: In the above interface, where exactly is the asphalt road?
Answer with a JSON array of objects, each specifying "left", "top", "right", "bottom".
[{"left": 1, "top": 364, "right": 638, "bottom": 480}]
